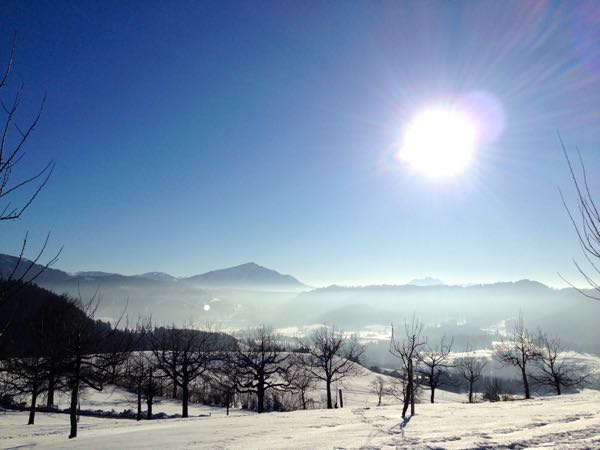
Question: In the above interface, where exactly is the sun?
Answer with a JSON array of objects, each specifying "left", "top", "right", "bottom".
[{"left": 398, "top": 109, "right": 477, "bottom": 178}]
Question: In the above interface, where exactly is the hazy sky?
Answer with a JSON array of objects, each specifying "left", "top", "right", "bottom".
[{"left": 1, "top": 1, "right": 600, "bottom": 287}]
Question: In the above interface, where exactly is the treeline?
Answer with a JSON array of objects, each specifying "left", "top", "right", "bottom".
[
  {"left": 1, "top": 281, "right": 138, "bottom": 436},
  {"left": 369, "top": 315, "right": 593, "bottom": 418},
  {"left": 0, "top": 282, "right": 594, "bottom": 441},
  {"left": 0, "top": 281, "right": 366, "bottom": 439}
]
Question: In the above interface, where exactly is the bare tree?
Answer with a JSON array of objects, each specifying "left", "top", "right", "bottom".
[
  {"left": 151, "top": 324, "right": 219, "bottom": 418},
  {"left": 101, "top": 344, "right": 129, "bottom": 386},
  {"left": 219, "top": 380, "right": 237, "bottom": 416},
  {"left": 58, "top": 293, "right": 131, "bottom": 439},
  {"left": 0, "top": 35, "right": 54, "bottom": 222},
  {"left": 387, "top": 371, "right": 408, "bottom": 404},
  {"left": 285, "top": 363, "right": 316, "bottom": 410},
  {"left": 228, "top": 326, "right": 295, "bottom": 413},
  {"left": 302, "top": 326, "right": 365, "bottom": 410},
  {"left": 0, "top": 35, "right": 58, "bottom": 309},
  {"left": 532, "top": 331, "right": 590, "bottom": 395},
  {"left": 386, "top": 368, "right": 423, "bottom": 405},
  {"left": 210, "top": 354, "right": 238, "bottom": 416},
  {"left": 124, "top": 351, "right": 160, "bottom": 421},
  {"left": 143, "top": 361, "right": 164, "bottom": 420},
  {"left": 455, "top": 348, "right": 487, "bottom": 403},
  {"left": 494, "top": 315, "right": 541, "bottom": 399},
  {"left": 0, "top": 295, "right": 72, "bottom": 424},
  {"left": 389, "top": 317, "right": 425, "bottom": 417},
  {"left": 417, "top": 335, "right": 453, "bottom": 404},
  {"left": 559, "top": 139, "right": 600, "bottom": 299},
  {"left": 1, "top": 355, "right": 50, "bottom": 425},
  {"left": 482, "top": 376, "right": 506, "bottom": 402},
  {"left": 35, "top": 299, "right": 69, "bottom": 407},
  {"left": 371, "top": 375, "right": 387, "bottom": 406}
]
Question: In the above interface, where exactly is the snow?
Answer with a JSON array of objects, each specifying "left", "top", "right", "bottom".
[
  {"left": 65, "top": 385, "right": 251, "bottom": 418},
  {"left": 2, "top": 374, "right": 600, "bottom": 449}
]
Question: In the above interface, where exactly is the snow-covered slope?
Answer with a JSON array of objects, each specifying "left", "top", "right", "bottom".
[{"left": 2, "top": 387, "right": 600, "bottom": 449}]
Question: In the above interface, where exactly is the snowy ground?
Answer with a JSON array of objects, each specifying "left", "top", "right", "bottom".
[
  {"left": 54, "top": 385, "right": 252, "bottom": 418},
  {"left": 2, "top": 363, "right": 600, "bottom": 450},
  {"left": 2, "top": 390, "right": 600, "bottom": 449}
]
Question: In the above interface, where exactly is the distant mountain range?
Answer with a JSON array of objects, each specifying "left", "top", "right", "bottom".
[
  {"left": 0, "top": 254, "right": 306, "bottom": 289},
  {"left": 2, "top": 252, "right": 599, "bottom": 357},
  {"left": 185, "top": 262, "right": 304, "bottom": 288},
  {"left": 408, "top": 277, "right": 445, "bottom": 286},
  {"left": 137, "top": 272, "right": 179, "bottom": 282}
]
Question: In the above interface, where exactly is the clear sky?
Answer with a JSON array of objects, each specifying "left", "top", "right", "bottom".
[{"left": 1, "top": 0, "right": 599, "bottom": 287}]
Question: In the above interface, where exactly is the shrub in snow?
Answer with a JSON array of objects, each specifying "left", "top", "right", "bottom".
[
  {"left": 0, "top": 393, "right": 20, "bottom": 409},
  {"left": 483, "top": 377, "right": 505, "bottom": 402}
]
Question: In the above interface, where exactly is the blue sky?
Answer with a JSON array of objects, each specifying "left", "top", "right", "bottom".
[{"left": 1, "top": 0, "right": 599, "bottom": 287}]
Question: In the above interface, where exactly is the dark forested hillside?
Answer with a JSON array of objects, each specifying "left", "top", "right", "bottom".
[
  {"left": 0, "top": 281, "right": 109, "bottom": 358},
  {"left": 0, "top": 280, "right": 236, "bottom": 358}
]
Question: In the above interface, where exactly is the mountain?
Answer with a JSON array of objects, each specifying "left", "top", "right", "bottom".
[
  {"left": 185, "top": 262, "right": 305, "bottom": 289},
  {"left": 283, "top": 280, "right": 600, "bottom": 353},
  {"left": 408, "top": 277, "right": 444, "bottom": 286},
  {"left": 0, "top": 254, "right": 304, "bottom": 289},
  {"left": 0, "top": 253, "right": 72, "bottom": 284},
  {"left": 0, "top": 253, "right": 307, "bottom": 326},
  {"left": 76, "top": 271, "right": 121, "bottom": 278},
  {"left": 138, "top": 272, "right": 178, "bottom": 282},
  {"left": 2, "top": 253, "right": 599, "bottom": 356}
]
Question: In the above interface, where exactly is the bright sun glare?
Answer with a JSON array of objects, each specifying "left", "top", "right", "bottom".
[{"left": 398, "top": 109, "right": 477, "bottom": 178}]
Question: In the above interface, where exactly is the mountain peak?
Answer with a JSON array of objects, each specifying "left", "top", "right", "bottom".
[
  {"left": 76, "top": 271, "right": 120, "bottom": 278},
  {"left": 408, "top": 277, "right": 445, "bottom": 287},
  {"left": 235, "top": 262, "right": 262, "bottom": 269},
  {"left": 186, "top": 263, "right": 305, "bottom": 289},
  {"left": 138, "top": 272, "right": 178, "bottom": 281}
]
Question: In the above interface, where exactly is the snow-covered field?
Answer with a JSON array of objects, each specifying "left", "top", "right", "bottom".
[
  {"left": 2, "top": 390, "right": 600, "bottom": 449},
  {"left": 2, "top": 362, "right": 600, "bottom": 450}
]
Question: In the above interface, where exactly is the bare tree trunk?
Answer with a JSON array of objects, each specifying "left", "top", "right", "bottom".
[
  {"left": 521, "top": 367, "right": 530, "bottom": 399},
  {"left": 182, "top": 382, "right": 189, "bottom": 418},
  {"left": 405, "top": 357, "right": 415, "bottom": 416},
  {"left": 468, "top": 381, "right": 474, "bottom": 403},
  {"left": 553, "top": 375, "right": 562, "bottom": 395},
  {"left": 171, "top": 359, "right": 178, "bottom": 399},
  {"left": 402, "top": 385, "right": 410, "bottom": 418},
  {"left": 136, "top": 381, "right": 142, "bottom": 421},
  {"left": 69, "top": 356, "right": 81, "bottom": 439},
  {"left": 146, "top": 369, "right": 153, "bottom": 420},
  {"left": 47, "top": 374, "right": 55, "bottom": 407},
  {"left": 325, "top": 379, "right": 332, "bottom": 409},
  {"left": 28, "top": 386, "right": 38, "bottom": 425},
  {"left": 402, "top": 393, "right": 410, "bottom": 417},
  {"left": 69, "top": 381, "right": 79, "bottom": 439},
  {"left": 428, "top": 365, "right": 435, "bottom": 403},
  {"left": 147, "top": 395, "right": 153, "bottom": 419},
  {"left": 257, "top": 384, "right": 265, "bottom": 413}
]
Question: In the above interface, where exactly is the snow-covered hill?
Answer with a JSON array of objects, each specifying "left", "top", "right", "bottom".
[
  {"left": 2, "top": 390, "right": 599, "bottom": 449},
  {"left": 2, "top": 361, "right": 599, "bottom": 450}
]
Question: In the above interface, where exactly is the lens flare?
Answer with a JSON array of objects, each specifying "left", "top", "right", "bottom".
[
  {"left": 457, "top": 91, "right": 505, "bottom": 144},
  {"left": 397, "top": 109, "right": 477, "bottom": 178}
]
